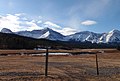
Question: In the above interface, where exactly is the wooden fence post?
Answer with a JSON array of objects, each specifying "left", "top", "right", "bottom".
[
  {"left": 45, "top": 47, "right": 49, "bottom": 77},
  {"left": 96, "top": 53, "right": 99, "bottom": 75}
]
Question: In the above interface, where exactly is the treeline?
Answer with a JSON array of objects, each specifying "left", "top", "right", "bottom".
[
  {"left": 0, "top": 33, "right": 59, "bottom": 49},
  {"left": 0, "top": 32, "right": 120, "bottom": 49},
  {"left": 56, "top": 41, "right": 120, "bottom": 49}
]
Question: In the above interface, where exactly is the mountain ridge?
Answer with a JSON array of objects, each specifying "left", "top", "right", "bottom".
[{"left": 1, "top": 28, "right": 120, "bottom": 43}]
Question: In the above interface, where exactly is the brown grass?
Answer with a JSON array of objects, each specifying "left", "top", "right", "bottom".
[
  {"left": 0, "top": 48, "right": 118, "bottom": 54},
  {"left": 0, "top": 49, "right": 119, "bottom": 81}
]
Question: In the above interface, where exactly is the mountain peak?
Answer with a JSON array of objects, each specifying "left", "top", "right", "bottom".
[
  {"left": 41, "top": 27, "right": 53, "bottom": 33},
  {"left": 43, "top": 27, "right": 51, "bottom": 30},
  {"left": 109, "top": 29, "right": 120, "bottom": 33},
  {"left": 1, "top": 28, "right": 13, "bottom": 33}
]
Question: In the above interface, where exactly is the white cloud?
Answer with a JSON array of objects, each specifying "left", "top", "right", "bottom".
[
  {"left": 0, "top": 14, "right": 20, "bottom": 31},
  {"left": 0, "top": 13, "right": 77, "bottom": 35},
  {"left": 31, "top": 20, "right": 36, "bottom": 23},
  {"left": 15, "top": 13, "right": 22, "bottom": 16},
  {"left": 44, "top": 21, "right": 61, "bottom": 28},
  {"left": 0, "top": 13, "right": 42, "bottom": 31},
  {"left": 37, "top": 20, "right": 42, "bottom": 24},
  {"left": 43, "top": 21, "right": 77, "bottom": 35},
  {"left": 21, "top": 21, "right": 41, "bottom": 31},
  {"left": 81, "top": 20, "right": 97, "bottom": 26},
  {"left": 41, "top": 21, "right": 77, "bottom": 35},
  {"left": 52, "top": 27, "right": 77, "bottom": 36},
  {"left": 58, "top": 28, "right": 77, "bottom": 35}
]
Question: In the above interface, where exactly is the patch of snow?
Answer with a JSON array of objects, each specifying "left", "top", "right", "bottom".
[
  {"left": 39, "top": 31, "right": 50, "bottom": 38},
  {"left": 30, "top": 53, "right": 70, "bottom": 56}
]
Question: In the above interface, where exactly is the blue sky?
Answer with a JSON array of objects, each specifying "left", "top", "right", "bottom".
[{"left": 0, "top": 0, "right": 120, "bottom": 35}]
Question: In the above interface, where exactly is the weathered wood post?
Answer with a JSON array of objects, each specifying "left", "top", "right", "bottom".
[
  {"left": 96, "top": 53, "right": 99, "bottom": 75},
  {"left": 45, "top": 47, "right": 49, "bottom": 77}
]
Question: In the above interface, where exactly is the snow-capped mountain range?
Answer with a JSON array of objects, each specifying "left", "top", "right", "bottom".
[{"left": 1, "top": 28, "right": 120, "bottom": 43}]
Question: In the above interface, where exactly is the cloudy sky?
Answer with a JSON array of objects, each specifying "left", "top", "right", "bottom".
[{"left": 0, "top": 0, "right": 120, "bottom": 35}]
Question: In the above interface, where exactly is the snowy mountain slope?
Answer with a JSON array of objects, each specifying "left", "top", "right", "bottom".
[
  {"left": 1, "top": 28, "right": 120, "bottom": 43},
  {"left": 0, "top": 27, "right": 65, "bottom": 40},
  {"left": 38, "top": 28, "right": 65, "bottom": 41},
  {"left": 99, "top": 33, "right": 107, "bottom": 43},
  {"left": 99, "top": 29, "right": 120, "bottom": 43},
  {"left": 66, "top": 31, "right": 102, "bottom": 43},
  {"left": 40, "top": 31, "right": 50, "bottom": 38},
  {"left": 15, "top": 30, "right": 43, "bottom": 38}
]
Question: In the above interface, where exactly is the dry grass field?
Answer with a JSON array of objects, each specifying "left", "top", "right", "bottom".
[{"left": 0, "top": 49, "right": 120, "bottom": 81}]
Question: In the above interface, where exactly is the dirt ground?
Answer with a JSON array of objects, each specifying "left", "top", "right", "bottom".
[{"left": 0, "top": 49, "right": 120, "bottom": 81}]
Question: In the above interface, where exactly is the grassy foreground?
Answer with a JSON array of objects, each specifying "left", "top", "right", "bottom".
[{"left": 0, "top": 49, "right": 120, "bottom": 81}]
